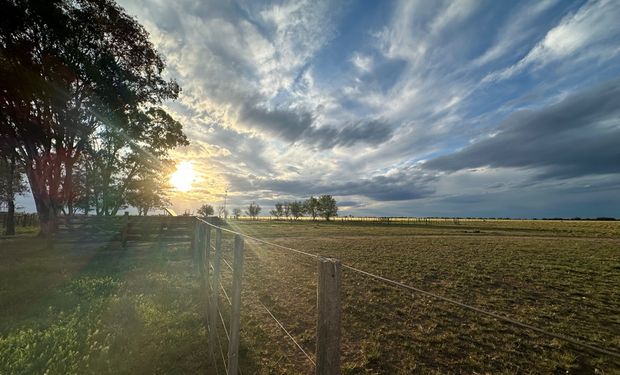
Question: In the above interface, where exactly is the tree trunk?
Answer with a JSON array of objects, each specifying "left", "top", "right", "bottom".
[
  {"left": 5, "top": 200, "right": 15, "bottom": 235},
  {"left": 24, "top": 158, "right": 56, "bottom": 237},
  {"left": 4, "top": 153, "right": 17, "bottom": 235}
]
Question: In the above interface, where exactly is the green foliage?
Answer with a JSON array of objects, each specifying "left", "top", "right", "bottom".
[
  {"left": 0, "top": 0, "right": 187, "bottom": 223},
  {"left": 270, "top": 202, "right": 284, "bottom": 218},
  {"left": 304, "top": 196, "right": 320, "bottom": 220},
  {"left": 245, "top": 202, "right": 261, "bottom": 219},
  {"left": 126, "top": 173, "right": 171, "bottom": 216},
  {"left": 289, "top": 201, "right": 305, "bottom": 219},
  {"left": 197, "top": 204, "right": 214, "bottom": 217},
  {"left": 317, "top": 195, "right": 338, "bottom": 221}
]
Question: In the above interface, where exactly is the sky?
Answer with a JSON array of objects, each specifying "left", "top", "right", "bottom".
[{"left": 18, "top": 0, "right": 620, "bottom": 217}]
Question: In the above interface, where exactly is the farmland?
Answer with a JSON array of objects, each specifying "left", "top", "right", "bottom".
[{"left": 1, "top": 219, "right": 619, "bottom": 374}]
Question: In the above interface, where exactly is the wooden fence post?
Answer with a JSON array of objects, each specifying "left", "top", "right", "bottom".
[
  {"left": 208, "top": 228, "right": 223, "bottom": 365},
  {"left": 316, "top": 257, "right": 342, "bottom": 375},
  {"left": 197, "top": 222, "right": 206, "bottom": 281},
  {"left": 228, "top": 234, "right": 245, "bottom": 374},
  {"left": 204, "top": 226, "right": 212, "bottom": 309},
  {"left": 192, "top": 219, "right": 200, "bottom": 274}
]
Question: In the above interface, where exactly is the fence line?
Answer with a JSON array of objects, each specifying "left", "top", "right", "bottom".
[
  {"left": 258, "top": 299, "right": 316, "bottom": 366},
  {"left": 341, "top": 263, "right": 620, "bottom": 359},
  {"left": 192, "top": 216, "right": 620, "bottom": 374}
]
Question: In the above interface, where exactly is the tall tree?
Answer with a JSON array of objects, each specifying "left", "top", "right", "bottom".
[
  {"left": 0, "top": 0, "right": 185, "bottom": 234},
  {"left": 304, "top": 196, "right": 319, "bottom": 221},
  {"left": 270, "top": 202, "right": 283, "bottom": 218},
  {"left": 197, "top": 204, "right": 214, "bottom": 217},
  {"left": 317, "top": 195, "right": 338, "bottom": 221},
  {"left": 289, "top": 200, "right": 304, "bottom": 220},
  {"left": 246, "top": 202, "right": 261, "bottom": 220},
  {"left": 126, "top": 171, "right": 170, "bottom": 216}
]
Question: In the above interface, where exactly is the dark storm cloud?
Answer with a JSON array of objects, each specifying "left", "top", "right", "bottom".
[
  {"left": 303, "top": 118, "right": 395, "bottom": 149},
  {"left": 425, "top": 79, "right": 620, "bottom": 179},
  {"left": 238, "top": 103, "right": 314, "bottom": 141},
  {"left": 238, "top": 103, "right": 395, "bottom": 148},
  {"left": 225, "top": 166, "right": 436, "bottom": 202}
]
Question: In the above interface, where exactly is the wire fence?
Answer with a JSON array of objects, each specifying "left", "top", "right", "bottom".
[{"left": 191, "top": 217, "right": 620, "bottom": 374}]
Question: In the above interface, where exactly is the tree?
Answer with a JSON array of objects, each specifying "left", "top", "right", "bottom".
[
  {"left": 84, "top": 111, "right": 186, "bottom": 217},
  {"left": 126, "top": 172, "right": 170, "bottom": 216},
  {"left": 246, "top": 202, "right": 261, "bottom": 220},
  {"left": 289, "top": 200, "right": 304, "bottom": 220},
  {"left": 317, "top": 195, "right": 338, "bottom": 221},
  {"left": 0, "top": 0, "right": 186, "bottom": 235},
  {"left": 0, "top": 152, "right": 28, "bottom": 235},
  {"left": 270, "top": 202, "right": 284, "bottom": 218},
  {"left": 283, "top": 202, "right": 291, "bottom": 220},
  {"left": 232, "top": 208, "right": 242, "bottom": 219},
  {"left": 197, "top": 204, "right": 214, "bottom": 217},
  {"left": 304, "top": 196, "right": 319, "bottom": 220}
]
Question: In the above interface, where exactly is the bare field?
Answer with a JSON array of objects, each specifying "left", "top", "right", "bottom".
[
  {"left": 227, "top": 220, "right": 620, "bottom": 374},
  {"left": 1, "top": 220, "right": 619, "bottom": 374}
]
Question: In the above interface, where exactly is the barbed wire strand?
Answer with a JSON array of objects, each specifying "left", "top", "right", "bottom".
[
  {"left": 196, "top": 217, "right": 620, "bottom": 360},
  {"left": 215, "top": 323, "right": 229, "bottom": 375},
  {"left": 197, "top": 218, "right": 318, "bottom": 259},
  {"left": 218, "top": 306, "right": 230, "bottom": 341},
  {"left": 342, "top": 263, "right": 620, "bottom": 359},
  {"left": 257, "top": 299, "right": 316, "bottom": 367},
  {"left": 220, "top": 282, "right": 232, "bottom": 306}
]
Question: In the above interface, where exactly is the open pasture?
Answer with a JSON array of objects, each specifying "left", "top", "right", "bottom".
[{"left": 1, "top": 219, "right": 619, "bottom": 374}]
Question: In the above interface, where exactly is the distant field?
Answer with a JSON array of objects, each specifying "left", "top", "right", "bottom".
[
  {"left": 228, "top": 220, "right": 620, "bottom": 374},
  {"left": 1, "top": 220, "right": 619, "bottom": 374}
]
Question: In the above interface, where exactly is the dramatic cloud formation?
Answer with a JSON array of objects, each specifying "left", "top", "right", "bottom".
[
  {"left": 425, "top": 79, "right": 620, "bottom": 179},
  {"left": 83, "top": 0, "right": 620, "bottom": 218}
]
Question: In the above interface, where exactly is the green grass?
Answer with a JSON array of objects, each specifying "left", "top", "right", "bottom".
[
  {"left": 0, "top": 236, "right": 211, "bottom": 374},
  {"left": 1, "top": 220, "right": 619, "bottom": 374}
]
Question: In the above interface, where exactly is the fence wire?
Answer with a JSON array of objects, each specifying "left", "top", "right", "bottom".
[{"left": 195, "top": 217, "right": 620, "bottom": 362}]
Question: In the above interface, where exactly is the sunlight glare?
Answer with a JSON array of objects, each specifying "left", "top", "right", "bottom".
[{"left": 170, "top": 161, "right": 195, "bottom": 192}]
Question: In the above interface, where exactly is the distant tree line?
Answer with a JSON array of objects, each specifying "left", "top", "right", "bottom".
[
  {"left": 269, "top": 195, "right": 338, "bottom": 221},
  {"left": 197, "top": 195, "right": 338, "bottom": 222}
]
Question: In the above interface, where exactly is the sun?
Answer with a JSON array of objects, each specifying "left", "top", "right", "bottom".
[{"left": 170, "top": 161, "right": 195, "bottom": 192}]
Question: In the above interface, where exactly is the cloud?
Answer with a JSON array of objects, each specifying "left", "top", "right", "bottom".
[
  {"left": 484, "top": 0, "right": 620, "bottom": 82},
  {"left": 225, "top": 165, "right": 436, "bottom": 202},
  {"left": 303, "top": 118, "right": 395, "bottom": 149},
  {"left": 424, "top": 79, "right": 620, "bottom": 179},
  {"left": 109, "top": 0, "right": 620, "bottom": 217},
  {"left": 237, "top": 103, "right": 314, "bottom": 141}
]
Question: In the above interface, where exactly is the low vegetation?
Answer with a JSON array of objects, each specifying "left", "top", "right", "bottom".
[{"left": 1, "top": 219, "right": 619, "bottom": 374}]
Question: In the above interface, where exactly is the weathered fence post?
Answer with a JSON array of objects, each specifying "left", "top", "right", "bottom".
[
  {"left": 204, "top": 226, "right": 212, "bottom": 306},
  {"left": 121, "top": 212, "right": 129, "bottom": 248},
  {"left": 192, "top": 219, "right": 201, "bottom": 274},
  {"left": 316, "top": 257, "right": 342, "bottom": 375},
  {"left": 228, "top": 234, "right": 245, "bottom": 374},
  {"left": 208, "top": 228, "right": 223, "bottom": 364},
  {"left": 197, "top": 222, "right": 206, "bottom": 281}
]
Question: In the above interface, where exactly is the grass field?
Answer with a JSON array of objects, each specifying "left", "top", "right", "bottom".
[{"left": 1, "top": 220, "right": 619, "bottom": 374}]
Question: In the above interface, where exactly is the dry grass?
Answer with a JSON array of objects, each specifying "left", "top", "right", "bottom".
[
  {"left": 226, "top": 220, "right": 620, "bottom": 374},
  {"left": 1, "top": 219, "right": 619, "bottom": 374}
]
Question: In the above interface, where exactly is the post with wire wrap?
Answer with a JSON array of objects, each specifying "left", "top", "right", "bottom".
[
  {"left": 228, "top": 234, "right": 245, "bottom": 374},
  {"left": 208, "top": 228, "right": 223, "bottom": 365},
  {"left": 316, "top": 257, "right": 342, "bottom": 375}
]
